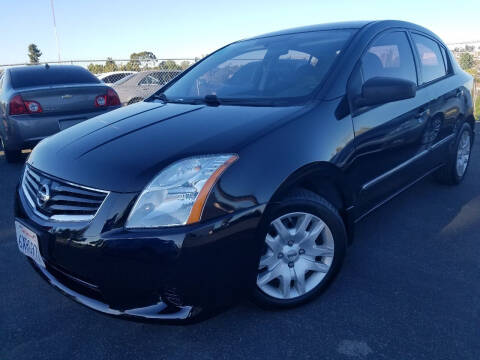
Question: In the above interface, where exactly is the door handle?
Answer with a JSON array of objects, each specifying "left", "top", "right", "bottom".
[{"left": 415, "top": 107, "right": 429, "bottom": 119}]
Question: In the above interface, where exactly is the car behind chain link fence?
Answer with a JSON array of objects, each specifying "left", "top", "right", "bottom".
[
  {"left": 0, "top": 58, "right": 196, "bottom": 106},
  {"left": 0, "top": 58, "right": 479, "bottom": 114}
]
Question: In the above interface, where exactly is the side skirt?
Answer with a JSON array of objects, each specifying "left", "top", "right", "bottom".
[{"left": 351, "top": 163, "right": 444, "bottom": 224}]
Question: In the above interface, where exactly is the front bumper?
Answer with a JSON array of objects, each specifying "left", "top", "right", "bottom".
[{"left": 15, "top": 183, "right": 265, "bottom": 321}]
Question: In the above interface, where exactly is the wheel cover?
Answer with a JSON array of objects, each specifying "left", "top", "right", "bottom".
[
  {"left": 456, "top": 130, "right": 471, "bottom": 177},
  {"left": 256, "top": 212, "right": 334, "bottom": 300}
]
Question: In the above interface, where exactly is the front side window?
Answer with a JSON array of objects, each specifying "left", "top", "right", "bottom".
[
  {"left": 411, "top": 34, "right": 447, "bottom": 84},
  {"left": 162, "top": 29, "right": 355, "bottom": 105},
  {"left": 361, "top": 31, "right": 417, "bottom": 84}
]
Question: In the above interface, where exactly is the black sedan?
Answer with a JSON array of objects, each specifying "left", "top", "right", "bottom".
[
  {"left": 14, "top": 20, "right": 475, "bottom": 321},
  {"left": 0, "top": 65, "right": 121, "bottom": 162}
]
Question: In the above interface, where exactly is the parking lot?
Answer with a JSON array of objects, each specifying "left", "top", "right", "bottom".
[{"left": 1, "top": 130, "right": 479, "bottom": 360}]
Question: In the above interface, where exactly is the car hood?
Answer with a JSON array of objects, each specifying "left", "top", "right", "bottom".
[{"left": 28, "top": 101, "right": 304, "bottom": 192}]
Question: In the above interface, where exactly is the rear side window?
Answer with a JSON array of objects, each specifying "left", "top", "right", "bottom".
[
  {"left": 114, "top": 73, "right": 135, "bottom": 85},
  {"left": 10, "top": 66, "right": 100, "bottom": 89},
  {"left": 101, "top": 73, "right": 131, "bottom": 84},
  {"left": 361, "top": 31, "right": 417, "bottom": 84},
  {"left": 411, "top": 34, "right": 447, "bottom": 84}
]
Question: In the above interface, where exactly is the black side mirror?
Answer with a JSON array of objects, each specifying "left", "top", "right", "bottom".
[{"left": 355, "top": 77, "right": 416, "bottom": 108}]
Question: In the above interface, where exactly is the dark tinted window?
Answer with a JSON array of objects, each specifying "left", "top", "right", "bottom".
[
  {"left": 114, "top": 73, "right": 135, "bottom": 85},
  {"left": 362, "top": 32, "right": 417, "bottom": 84},
  {"left": 10, "top": 66, "right": 100, "bottom": 89},
  {"left": 412, "top": 34, "right": 447, "bottom": 83},
  {"left": 163, "top": 29, "right": 354, "bottom": 103},
  {"left": 101, "top": 75, "right": 117, "bottom": 83},
  {"left": 101, "top": 73, "right": 132, "bottom": 84}
]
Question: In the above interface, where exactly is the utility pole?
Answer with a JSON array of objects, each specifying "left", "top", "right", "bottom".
[{"left": 50, "top": 0, "right": 61, "bottom": 62}]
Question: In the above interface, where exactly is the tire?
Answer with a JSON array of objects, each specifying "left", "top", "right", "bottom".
[
  {"left": 252, "top": 188, "right": 347, "bottom": 309},
  {"left": 4, "top": 149, "right": 22, "bottom": 163},
  {"left": 435, "top": 122, "right": 473, "bottom": 185},
  {"left": 1, "top": 137, "right": 22, "bottom": 163}
]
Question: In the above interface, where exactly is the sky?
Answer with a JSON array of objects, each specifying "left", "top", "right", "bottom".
[{"left": 2, "top": 0, "right": 480, "bottom": 65}]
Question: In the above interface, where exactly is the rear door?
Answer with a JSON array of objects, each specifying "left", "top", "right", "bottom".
[
  {"left": 410, "top": 33, "right": 460, "bottom": 165},
  {"left": 347, "top": 30, "right": 432, "bottom": 215}
]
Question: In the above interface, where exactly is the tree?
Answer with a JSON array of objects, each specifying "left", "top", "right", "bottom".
[
  {"left": 130, "top": 51, "right": 156, "bottom": 61},
  {"left": 104, "top": 58, "right": 118, "bottom": 72},
  {"left": 88, "top": 63, "right": 104, "bottom": 74},
  {"left": 459, "top": 53, "right": 475, "bottom": 71},
  {"left": 125, "top": 51, "right": 157, "bottom": 71},
  {"left": 180, "top": 60, "right": 191, "bottom": 70},
  {"left": 28, "top": 44, "right": 42, "bottom": 64}
]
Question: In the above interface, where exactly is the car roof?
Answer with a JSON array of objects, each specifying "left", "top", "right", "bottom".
[
  {"left": 7, "top": 64, "right": 84, "bottom": 74},
  {"left": 98, "top": 71, "right": 135, "bottom": 78},
  {"left": 242, "top": 20, "right": 443, "bottom": 43},
  {"left": 244, "top": 21, "right": 373, "bottom": 40}
]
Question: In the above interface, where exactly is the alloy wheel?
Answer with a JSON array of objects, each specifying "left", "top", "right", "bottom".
[
  {"left": 456, "top": 130, "right": 471, "bottom": 177},
  {"left": 257, "top": 212, "right": 335, "bottom": 300}
]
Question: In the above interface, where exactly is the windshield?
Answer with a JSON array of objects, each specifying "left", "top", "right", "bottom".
[
  {"left": 113, "top": 73, "right": 135, "bottom": 85},
  {"left": 162, "top": 29, "right": 354, "bottom": 105}
]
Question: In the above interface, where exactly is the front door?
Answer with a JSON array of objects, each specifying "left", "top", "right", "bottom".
[{"left": 346, "top": 30, "right": 432, "bottom": 217}]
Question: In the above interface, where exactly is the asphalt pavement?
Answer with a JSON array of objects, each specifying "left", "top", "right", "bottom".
[{"left": 1, "top": 131, "right": 479, "bottom": 360}]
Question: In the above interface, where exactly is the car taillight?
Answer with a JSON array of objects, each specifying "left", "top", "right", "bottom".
[
  {"left": 95, "top": 89, "right": 120, "bottom": 107},
  {"left": 106, "top": 89, "right": 120, "bottom": 106},
  {"left": 9, "top": 95, "right": 27, "bottom": 115},
  {"left": 24, "top": 101, "right": 43, "bottom": 113},
  {"left": 9, "top": 95, "right": 42, "bottom": 115},
  {"left": 95, "top": 95, "right": 107, "bottom": 107}
]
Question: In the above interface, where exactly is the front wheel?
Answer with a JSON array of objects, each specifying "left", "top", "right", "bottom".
[{"left": 252, "top": 189, "right": 347, "bottom": 309}]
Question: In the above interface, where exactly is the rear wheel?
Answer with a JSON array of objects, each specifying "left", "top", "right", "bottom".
[
  {"left": 1, "top": 137, "right": 22, "bottom": 163},
  {"left": 4, "top": 149, "right": 22, "bottom": 163},
  {"left": 252, "top": 189, "right": 347, "bottom": 309},
  {"left": 435, "top": 122, "right": 473, "bottom": 185}
]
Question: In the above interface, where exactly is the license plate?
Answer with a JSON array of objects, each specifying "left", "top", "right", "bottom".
[
  {"left": 58, "top": 119, "right": 84, "bottom": 130},
  {"left": 15, "top": 221, "right": 45, "bottom": 268}
]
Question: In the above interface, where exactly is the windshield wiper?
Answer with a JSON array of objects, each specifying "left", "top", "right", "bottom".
[
  {"left": 150, "top": 93, "right": 169, "bottom": 103},
  {"left": 204, "top": 94, "right": 220, "bottom": 106}
]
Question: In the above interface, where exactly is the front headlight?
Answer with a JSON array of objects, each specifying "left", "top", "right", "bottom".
[{"left": 126, "top": 154, "right": 238, "bottom": 228}]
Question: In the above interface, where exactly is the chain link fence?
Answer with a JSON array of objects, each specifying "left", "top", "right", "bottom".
[
  {"left": 0, "top": 58, "right": 197, "bottom": 105},
  {"left": 1, "top": 58, "right": 479, "bottom": 116}
]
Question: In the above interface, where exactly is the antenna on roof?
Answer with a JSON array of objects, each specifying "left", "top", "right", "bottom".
[{"left": 45, "top": 63, "right": 50, "bottom": 69}]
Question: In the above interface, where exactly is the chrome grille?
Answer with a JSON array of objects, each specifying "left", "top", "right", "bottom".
[{"left": 21, "top": 165, "right": 108, "bottom": 222}]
